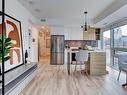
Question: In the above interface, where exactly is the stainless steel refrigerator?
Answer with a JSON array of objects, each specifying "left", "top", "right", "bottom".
[{"left": 51, "top": 35, "right": 64, "bottom": 65}]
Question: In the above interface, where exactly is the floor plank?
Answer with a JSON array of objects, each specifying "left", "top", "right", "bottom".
[{"left": 19, "top": 60, "right": 127, "bottom": 95}]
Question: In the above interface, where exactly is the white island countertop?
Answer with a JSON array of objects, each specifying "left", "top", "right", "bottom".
[{"left": 65, "top": 48, "right": 106, "bottom": 53}]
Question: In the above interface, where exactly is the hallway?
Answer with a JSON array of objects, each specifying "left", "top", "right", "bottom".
[{"left": 19, "top": 62, "right": 127, "bottom": 95}]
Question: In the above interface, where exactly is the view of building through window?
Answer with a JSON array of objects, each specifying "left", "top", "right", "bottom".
[
  {"left": 112, "top": 25, "right": 127, "bottom": 69},
  {"left": 103, "top": 24, "right": 127, "bottom": 68},
  {"left": 103, "top": 30, "right": 110, "bottom": 66},
  {"left": 114, "top": 25, "right": 127, "bottom": 48}
]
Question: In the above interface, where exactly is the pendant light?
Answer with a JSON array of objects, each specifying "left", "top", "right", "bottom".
[{"left": 83, "top": 11, "right": 88, "bottom": 32}]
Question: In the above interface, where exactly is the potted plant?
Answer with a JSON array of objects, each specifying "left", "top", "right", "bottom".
[
  {"left": 0, "top": 35, "right": 12, "bottom": 73},
  {"left": 83, "top": 45, "right": 89, "bottom": 50},
  {"left": 65, "top": 45, "right": 70, "bottom": 49}
]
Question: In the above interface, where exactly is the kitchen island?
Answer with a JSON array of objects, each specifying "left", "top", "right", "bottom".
[{"left": 66, "top": 49, "right": 107, "bottom": 75}]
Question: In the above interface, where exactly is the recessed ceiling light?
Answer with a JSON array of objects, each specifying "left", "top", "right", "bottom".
[
  {"left": 40, "top": 19, "right": 46, "bottom": 22},
  {"left": 28, "top": 1, "right": 34, "bottom": 5},
  {"left": 35, "top": 9, "right": 41, "bottom": 13}
]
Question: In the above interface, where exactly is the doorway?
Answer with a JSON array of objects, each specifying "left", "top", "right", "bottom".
[{"left": 38, "top": 27, "right": 51, "bottom": 64}]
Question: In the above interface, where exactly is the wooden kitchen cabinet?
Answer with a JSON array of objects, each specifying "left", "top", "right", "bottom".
[
  {"left": 86, "top": 51, "right": 106, "bottom": 75},
  {"left": 83, "top": 27, "right": 100, "bottom": 40}
]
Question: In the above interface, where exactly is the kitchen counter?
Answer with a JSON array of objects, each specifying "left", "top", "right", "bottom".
[
  {"left": 65, "top": 49, "right": 107, "bottom": 75},
  {"left": 66, "top": 48, "right": 105, "bottom": 52},
  {"left": 86, "top": 51, "right": 106, "bottom": 75}
]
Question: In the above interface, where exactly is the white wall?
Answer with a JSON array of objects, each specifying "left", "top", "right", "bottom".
[
  {"left": 50, "top": 25, "right": 66, "bottom": 36},
  {"left": 50, "top": 26, "right": 83, "bottom": 40},
  {"left": 0, "top": 0, "right": 38, "bottom": 62},
  {"left": 31, "top": 27, "right": 39, "bottom": 62},
  {"left": 5, "top": 0, "right": 36, "bottom": 50}
]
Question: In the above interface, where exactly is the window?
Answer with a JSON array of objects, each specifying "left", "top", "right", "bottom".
[
  {"left": 113, "top": 25, "right": 127, "bottom": 48},
  {"left": 111, "top": 24, "right": 127, "bottom": 69},
  {"left": 103, "top": 30, "right": 110, "bottom": 66}
]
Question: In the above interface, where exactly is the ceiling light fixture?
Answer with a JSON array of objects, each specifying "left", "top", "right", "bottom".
[
  {"left": 28, "top": 1, "right": 34, "bottom": 5},
  {"left": 35, "top": 9, "right": 41, "bottom": 13},
  {"left": 40, "top": 18, "right": 46, "bottom": 22},
  {"left": 82, "top": 12, "right": 88, "bottom": 32}
]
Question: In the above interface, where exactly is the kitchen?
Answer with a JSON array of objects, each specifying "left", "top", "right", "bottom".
[
  {"left": 49, "top": 26, "right": 106, "bottom": 75},
  {"left": 2, "top": 0, "right": 127, "bottom": 94}
]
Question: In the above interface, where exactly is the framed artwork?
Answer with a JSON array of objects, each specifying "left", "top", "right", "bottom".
[{"left": 0, "top": 11, "right": 24, "bottom": 73}]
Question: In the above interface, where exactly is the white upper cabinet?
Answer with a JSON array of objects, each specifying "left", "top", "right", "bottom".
[
  {"left": 65, "top": 27, "right": 83, "bottom": 40},
  {"left": 50, "top": 26, "right": 83, "bottom": 40}
]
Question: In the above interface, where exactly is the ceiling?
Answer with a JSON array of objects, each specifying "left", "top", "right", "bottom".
[{"left": 19, "top": 0, "right": 127, "bottom": 28}]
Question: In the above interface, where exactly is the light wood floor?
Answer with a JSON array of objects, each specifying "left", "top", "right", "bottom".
[
  {"left": 39, "top": 56, "right": 50, "bottom": 63},
  {"left": 19, "top": 60, "right": 127, "bottom": 95}
]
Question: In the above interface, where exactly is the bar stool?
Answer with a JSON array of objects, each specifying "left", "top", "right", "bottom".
[{"left": 75, "top": 49, "right": 88, "bottom": 75}]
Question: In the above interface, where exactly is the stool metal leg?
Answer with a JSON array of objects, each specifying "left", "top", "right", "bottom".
[
  {"left": 117, "top": 70, "right": 121, "bottom": 81},
  {"left": 80, "top": 62, "right": 82, "bottom": 70},
  {"left": 85, "top": 63, "right": 88, "bottom": 76},
  {"left": 75, "top": 61, "right": 77, "bottom": 71}
]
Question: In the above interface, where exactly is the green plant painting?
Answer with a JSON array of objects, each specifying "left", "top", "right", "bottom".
[{"left": 0, "top": 35, "right": 12, "bottom": 63}]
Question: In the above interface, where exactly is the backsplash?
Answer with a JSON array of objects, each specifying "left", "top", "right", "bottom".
[{"left": 64, "top": 40, "right": 98, "bottom": 47}]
